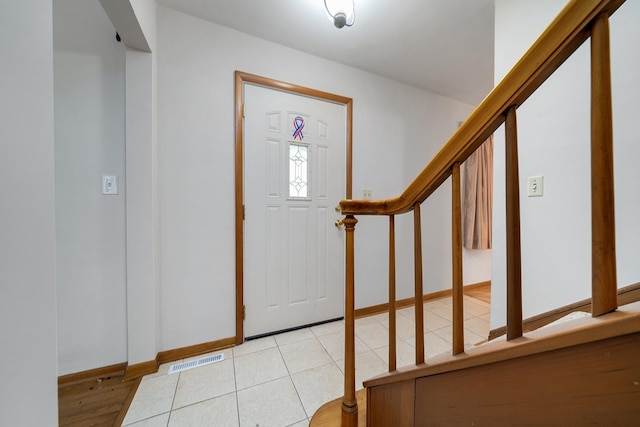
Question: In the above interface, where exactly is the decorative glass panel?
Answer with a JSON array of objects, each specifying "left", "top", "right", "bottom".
[{"left": 289, "top": 143, "right": 309, "bottom": 199}]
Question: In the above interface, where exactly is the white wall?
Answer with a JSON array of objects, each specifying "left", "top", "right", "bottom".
[
  {"left": 45, "top": 0, "right": 494, "bottom": 373},
  {"left": 393, "top": 93, "right": 492, "bottom": 303},
  {"left": 155, "top": 6, "right": 481, "bottom": 351},
  {"left": 0, "top": 0, "right": 59, "bottom": 424},
  {"left": 125, "top": 47, "right": 160, "bottom": 365},
  {"left": 491, "top": 0, "right": 640, "bottom": 329},
  {"left": 53, "top": 0, "right": 128, "bottom": 375},
  {"left": 97, "top": 0, "right": 161, "bottom": 367},
  {"left": 131, "top": 0, "right": 156, "bottom": 50}
]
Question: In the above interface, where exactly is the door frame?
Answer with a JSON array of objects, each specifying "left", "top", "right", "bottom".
[{"left": 234, "top": 71, "right": 353, "bottom": 344}]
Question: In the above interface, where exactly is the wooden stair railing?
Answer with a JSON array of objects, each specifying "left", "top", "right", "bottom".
[{"left": 331, "top": 0, "right": 627, "bottom": 425}]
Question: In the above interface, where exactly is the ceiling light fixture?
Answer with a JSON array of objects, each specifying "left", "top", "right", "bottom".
[{"left": 324, "top": 0, "right": 355, "bottom": 29}]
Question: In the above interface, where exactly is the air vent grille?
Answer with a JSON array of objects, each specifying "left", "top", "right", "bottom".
[{"left": 168, "top": 353, "right": 224, "bottom": 374}]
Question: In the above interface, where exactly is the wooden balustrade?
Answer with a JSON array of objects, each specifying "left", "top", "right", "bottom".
[{"left": 333, "top": 1, "right": 625, "bottom": 424}]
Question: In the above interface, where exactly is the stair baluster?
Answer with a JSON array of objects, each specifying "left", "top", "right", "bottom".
[
  {"left": 590, "top": 13, "right": 618, "bottom": 316},
  {"left": 505, "top": 105, "right": 524, "bottom": 340},
  {"left": 452, "top": 162, "right": 465, "bottom": 354},
  {"left": 413, "top": 203, "right": 425, "bottom": 364},
  {"left": 389, "top": 215, "right": 397, "bottom": 371}
]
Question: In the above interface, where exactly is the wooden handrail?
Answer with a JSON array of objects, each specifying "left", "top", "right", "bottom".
[{"left": 338, "top": 0, "right": 625, "bottom": 217}]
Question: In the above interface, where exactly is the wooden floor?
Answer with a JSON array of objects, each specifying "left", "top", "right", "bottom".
[
  {"left": 464, "top": 282, "right": 491, "bottom": 304},
  {"left": 58, "top": 363, "right": 139, "bottom": 427}
]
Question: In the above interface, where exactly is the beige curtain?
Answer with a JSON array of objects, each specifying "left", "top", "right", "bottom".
[{"left": 463, "top": 135, "right": 494, "bottom": 249}]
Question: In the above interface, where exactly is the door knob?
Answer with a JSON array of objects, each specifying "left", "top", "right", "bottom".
[{"left": 335, "top": 219, "right": 344, "bottom": 228}]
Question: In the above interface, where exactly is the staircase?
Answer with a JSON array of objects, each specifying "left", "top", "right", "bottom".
[
  {"left": 365, "top": 303, "right": 640, "bottom": 425},
  {"left": 310, "top": 0, "right": 640, "bottom": 425}
]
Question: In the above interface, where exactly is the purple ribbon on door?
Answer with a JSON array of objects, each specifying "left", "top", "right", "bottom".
[{"left": 292, "top": 116, "right": 305, "bottom": 140}]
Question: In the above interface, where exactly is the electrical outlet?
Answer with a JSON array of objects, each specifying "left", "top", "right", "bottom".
[
  {"left": 362, "top": 189, "right": 373, "bottom": 200},
  {"left": 527, "top": 176, "right": 543, "bottom": 197}
]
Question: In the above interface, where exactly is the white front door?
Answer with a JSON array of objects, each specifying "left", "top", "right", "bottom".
[{"left": 244, "top": 83, "right": 346, "bottom": 338}]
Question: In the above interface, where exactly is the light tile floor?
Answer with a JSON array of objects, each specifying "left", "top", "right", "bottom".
[{"left": 122, "top": 295, "right": 490, "bottom": 427}]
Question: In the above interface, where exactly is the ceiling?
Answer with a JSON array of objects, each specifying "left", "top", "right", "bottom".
[{"left": 155, "top": 0, "right": 496, "bottom": 106}]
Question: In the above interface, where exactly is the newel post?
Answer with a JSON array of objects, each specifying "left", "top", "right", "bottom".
[{"left": 342, "top": 215, "right": 358, "bottom": 426}]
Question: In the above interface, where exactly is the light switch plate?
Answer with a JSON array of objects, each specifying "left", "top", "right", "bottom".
[
  {"left": 102, "top": 175, "right": 118, "bottom": 195},
  {"left": 527, "top": 176, "right": 543, "bottom": 197}
]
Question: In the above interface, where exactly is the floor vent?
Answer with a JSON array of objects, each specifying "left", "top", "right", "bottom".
[{"left": 168, "top": 353, "right": 224, "bottom": 374}]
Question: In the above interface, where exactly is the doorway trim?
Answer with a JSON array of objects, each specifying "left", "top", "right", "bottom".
[{"left": 234, "top": 71, "right": 353, "bottom": 344}]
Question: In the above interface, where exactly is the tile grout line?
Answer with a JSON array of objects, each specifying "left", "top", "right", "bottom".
[
  {"left": 165, "top": 370, "right": 182, "bottom": 426},
  {"left": 231, "top": 348, "right": 241, "bottom": 426},
  {"left": 275, "top": 338, "right": 311, "bottom": 424}
]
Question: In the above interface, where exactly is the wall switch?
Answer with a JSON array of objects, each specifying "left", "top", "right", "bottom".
[
  {"left": 527, "top": 176, "right": 543, "bottom": 197},
  {"left": 102, "top": 175, "right": 118, "bottom": 195},
  {"left": 362, "top": 189, "right": 373, "bottom": 200}
]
